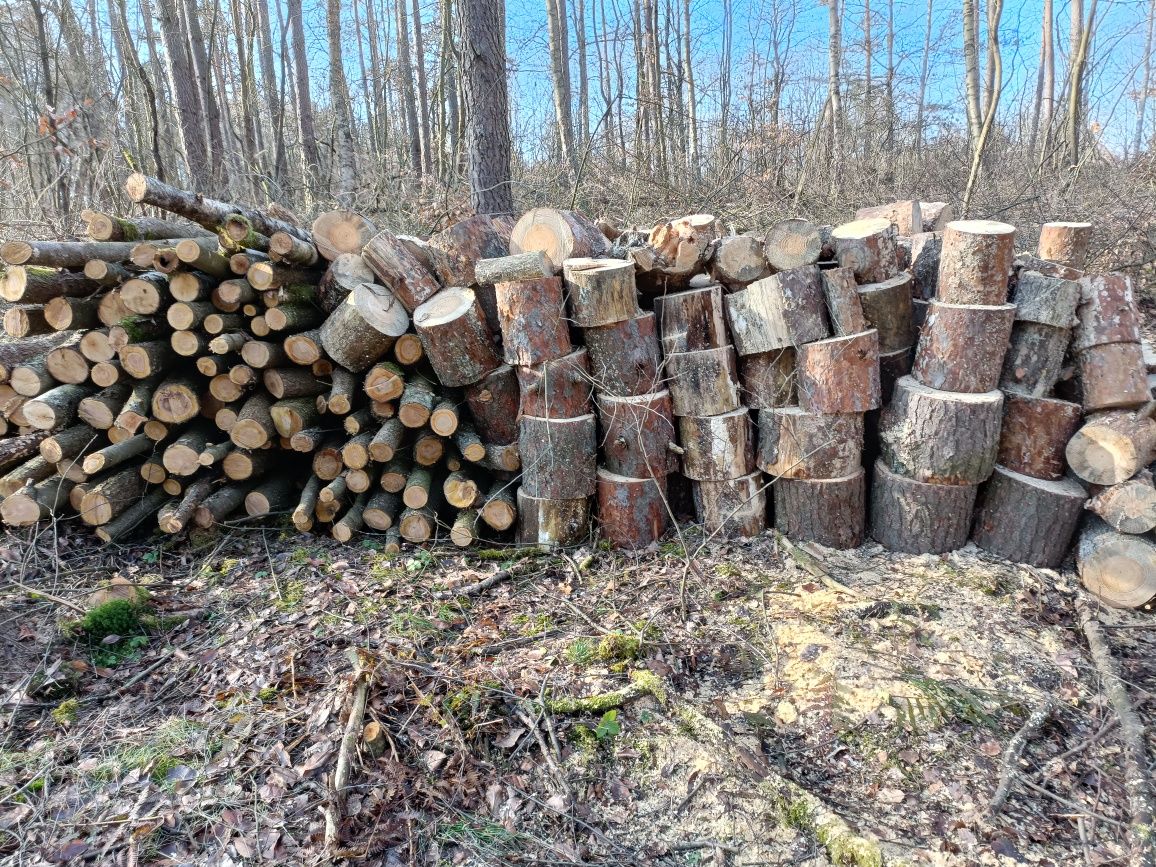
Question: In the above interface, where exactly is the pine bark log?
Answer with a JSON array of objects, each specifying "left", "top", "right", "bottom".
[
  {"left": 999, "top": 322, "right": 1071, "bottom": 397},
  {"left": 1066, "top": 410, "right": 1156, "bottom": 486},
  {"left": 664, "top": 346, "right": 742, "bottom": 416},
  {"left": 935, "top": 220, "right": 1015, "bottom": 304},
  {"left": 516, "top": 489, "right": 590, "bottom": 548},
  {"left": 831, "top": 218, "right": 899, "bottom": 283},
  {"left": 692, "top": 471, "right": 767, "bottom": 537},
  {"left": 562, "top": 258, "right": 639, "bottom": 326},
  {"left": 678, "top": 409, "right": 755, "bottom": 480},
  {"left": 998, "top": 393, "right": 1082, "bottom": 480},
  {"left": 1078, "top": 343, "right": 1150, "bottom": 412},
  {"left": 582, "top": 312, "right": 663, "bottom": 397},
  {"left": 724, "top": 267, "right": 829, "bottom": 355},
  {"left": 653, "top": 284, "right": 728, "bottom": 354},
  {"left": 494, "top": 276, "right": 571, "bottom": 366},
  {"left": 413, "top": 287, "right": 502, "bottom": 386},
  {"left": 775, "top": 469, "right": 866, "bottom": 549},
  {"left": 971, "top": 466, "right": 1087, "bottom": 567},
  {"left": 757, "top": 407, "right": 863, "bottom": 479},
  {"left": 519, "top": 414, "right": 597, "bottom": 498},
  {"left": 1076, "top": 517, "right": 1156, "bottom": 608},
  {"left": 912, "top": 302, "right": 1015, "bottom": 393},
  {"left": 596, "top": 390, "right": 679, "bottom": 478},
  {"left": 1037, "top": 221, "right": 1092, "bottom": 269},
  {"left": 869, "top": 460, "right": 978, "bottom": 554},
  {"left": 596, "top": 470, "right": 670, "bottom": 549},
  {"left": 1073, "top": 273, "right": 1140, "bottom": 351},
  {"left": 516, "top": 348, "right": 593, "bottom": 419},
  {"left": 857, "top": 273, "right": 915, "bottom": 353},
  {"left": 796, "top": 330, "right": 881, "bottom": 413}
]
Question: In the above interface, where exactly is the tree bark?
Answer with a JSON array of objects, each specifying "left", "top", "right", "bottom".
[
  {"left": 972, "top": 466, "right": 1086, "bottom": 567},
  {"left": 797, "top": 329, "right": 882, "bottom": 414},
  {"left": 583, "top": 311, "right": 663, "bottom": 398},
  {"left": 653, "top": 285, "right": 728, "bottom": 355},
  {"left": 998, "top": 392, "right": 1082, "bottom": 480},
  {"left": 775, "top": 469, "right": 866, "bottom": 550},
  {"left": 519, "top": 414, "right": 597, "bottom": 498},
  {"left": 758, "top": 407, "right": 863, "bottom": 480},
  {"left": 516, "top": 349, "right": 593, "bottom": 419},
  {"left": 596, "top": 390, "right": 678, "bottom": 478},
  {"left": 869, "top": 460, "right": 978, "bottom": 554},
  {"left": 517, "top": 489, "right": 590, "bottom": 548},
  {"left": 460, "top": 0, "right": 514, "bottom": 213},
  {"left": 596, "top": 470, "right": 669, "bottom": 549},
  {"left": 1078, "top": 343, "right": 1150, "bottom": 412},
  {"left": 678, "top": 409, "right": 754, "bottom": 480},
  {"left": 912, "top": 302, "right": 1015, "bottom": 393},
  {"left": 936, "top": 220, "right": 1015, "bottom": 304},
  {"left": 724, "top": 267, "right": 829, "bottom": 356}
]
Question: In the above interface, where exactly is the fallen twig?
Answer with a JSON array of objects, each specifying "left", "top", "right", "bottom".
[
  {"left": 1077, "top": 597, "right": 1155, "bottom": 867},
  {"left": 323, "top": 648, "right": 376, "bottom": 856},
  {"left": 774, "top": 531, "right": 864, "bottom": 598},
  {"left": 547, "top": 669, "right": 666, "bottom": 714},
  {"left": 432, "top": 568, "right": 511, "bottom": 600},
  {"left": 987, "top": 697, "right": 1057, "bottom": 815}
]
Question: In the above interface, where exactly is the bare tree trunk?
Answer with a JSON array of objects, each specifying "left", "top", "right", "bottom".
[
  {"left": 719, "top": 0, "right": 733, "bottom": 157},
  {"left": 827, "top": 0, "right": 843, "bottom": 163},
  {"left": 351, "top": 0, "right": 377, "bottom": 159},
  {"left": 412, "top": 0, "right": 433, "bottom": 176},
  {"left": 461, "top": 0, "right": 514, "bottom": 213},
  {"left": 229, "top": 0, "right": 261, "bottom": 184},
  {"left": 156, "top": 0, "right": 210, "bottom": 187},
  {"left": 1065, "top": 0, "right": 1096, "bottom": 168},
  {"left": 983, "top": 0, "right": 996, "bottom": 112},
  {"left": 1136, "top": 0, "right": 1155, "bottom": 157},
  {"left": 595, "top": 0, "right": 616, "bottom": 160},
  {"left": 885, "top": 0, "right": 895, "bottom": 159},
  {"left": 963, "top": 0, "right": 1003, "bottom": 215},
  {"left": 574, "top": 0, "right": 590, "bottom": 147},
  {"left": 546, "top": 0, "right": 579, "bottom": 176},
  {"left": 962, "top": 0, "right": 983, "bottom": 144},
  {"left": 327, "top": 0, "right": 357, "bottom": 200},
  {"left": 681, "top": 0, "right": 698, "bottom": 175},
  {"left": 863, "top": 0, "right": 872, "bottom": 148},
  {"left": 439, "top": 0, "right": 460, "bottom": 176},
  {"left": 180, "top": 0, "right": 227, "bottom": 189},
  {"left": 1037, "top": 0, "right": 1055, "bottom": 166},
  {"left": 366, "top": 0, "right": 386, "bottom": 153},
  {"left": 395, "top": 0, "right": 422, "bottom": 175},
  {"left": 914, "top": 0, "right": 932, "bottom": 151},
  {"left": 286, "top": 0, "right": 321, "bottom": 186},
  {"left": 112, "top": 0, "right": 167, "bottom": 180}
]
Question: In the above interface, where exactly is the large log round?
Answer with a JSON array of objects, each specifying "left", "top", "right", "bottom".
[
  {"left": 796, "top": 329, "right": 881, "bottom": 414},
  {"left": 857, "top": 273, "right": 914, "bottom": 353},
  {"left": 1072, "top": 273, "right": 1141, "bottom": 352},
  {"left": 879, "top": 377, "right": 1002, "bottom": 485},
  {"left": 869, "top": 460, "right": 978, "bottom": 554},
  {"left": 691, "top": 472, "right": 767, "bottom": 538},
  {"left": 821, "top": 268, "right": 869, "bottom": 336},
  {"left": 583, "top": 311, "right": 663, "bottom": 397},
  {"left": 999, "top": 321, "right": 1070, "bottom": 397},
  {"left": 413, "top": 287, "right": 502, "bottom": 387},
  {"left": 710, "top": 235, "right": 770, "bottom": 286},
  {"left": 664, "top": 346, "right": 741, "bottom": 416},
  {"left": 494, "top": 276, "right": 572, "bottom": 366},
  {"left": 763, "top": 218, "right": 823, "bottom": 271},
  {"left": 757, "top": 407, "right": 863, "bottom": 479},
  {"left": 464, "top": 365, "right": 520, "bottom": 444},
  {"left": 936, "top": 220, "right": 1015, "bottom": 305},
  {"left": 1077, "top": 517, "right": 1156, "bottom": 609},
  {"left": 561, "top": 258, "right": 639, "bottom": 326},
  {"left": 653, "top": 284, "right": 728, "bottom": 354},
  {"left": 775, "top": 469, "right": 866, "bottom": 549},
  {"left": 831, "top": 218, "right": 898, "bottom": 284},
  {"left": 516, "top": 348, "right": 593, "bottom": 419},
  {"left": 1066, "top": 410, "right": 1156, "bottom": 486},
  {"left": 596, "top": 390, "right": 678, "bottom": 478},
  {"left": 971, "top": 466, "right": 1086, "bottom": 567},
  {"left": 1078, "top": 342, "right": 1149, "bottom": 412},
  {"left": 724, "top": 266, "right": 829, "bottom": 355},
  {"left": 510, "top": 208, "right": 608, "bottom": 269},
  {"left": 596, "top": 470, "right": 670, "bottom": 549},
  {"left": 361, "top": 229, "right": 442, "bottom": 312},
  {"left": 738, "top": 349, "right": 796, "bottom": 409},
  {"left": 519, "top": 414, "right": 597, "bottom": 499},
  {"left": 1086, "top": 474, "right": 1156, "bottom": 534},
  {"left": 1037, "top": 221, "right": 1092, "bottom": 269},
  {"left": 912, "top": 302, "right": 1015, "bottom": 393},
  {"left": 998, "top": 393, "right": 1082, "bottom": 480},
  {"left": 678, "top": 408, "right": 754, "bottom": 480},
  {"left": 517, "top": 490, "right": 591, "bottom": 548},
  {"left": 1011, "top": 270, "right": 1081, "bottom": 329}
]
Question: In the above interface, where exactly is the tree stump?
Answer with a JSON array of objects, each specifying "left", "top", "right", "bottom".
[
  {"left": 664, "top": 346, "right": 742, "bottom": 416},
  {"left": 909, "top": 232, "right": 941, "bottom": 300},
  {"left": 857, "top": 273, "right": 915, "bottom": 353},
  {"left": 583, "top": 311, "right": 663, "bottom": 397},
  {"left": 692, "top": 471, "right": 767, "bottom": 537},
  {"left": 519, "top": 414, "right": 597, "bottom": 498},
  {"left": 739, "top": 349, "right": 796, "bottom": 409},
  {"left": 879, "top": 377, "right": 1002, "bottom": 484},
  {"left": 1073, "top": 273, "right": 1140, "bottom": 351},
  {"left": 361, "top": 229, "right": 442, "bottom": 312},
  {"left": 912, "top": 302, "right": 1015, "bottom": 393},
  {"left": 653, "top": 284, "right": 728, "bottom": 354},
  {"left": 869, "top": 460, "right": 978, "bottom": 554},
  {"left": 796, "top": 329, "right": 881, "bottom": 413},
  {"left": 971, "top": 466, "right": 1086, "bottom": 567},
  {"left": 1087, "top": 473, "right": 1156, "bottom": 534},
  {"left": 998, "top": 392, "right": 1082, "bottom": 480},
  {"left": 678, "top": 409, "right": 754, "bottom": 480},
  {"left": 464, "top": 365, "right": 520, "bottom": 444},
  {"left": 764, "top": 218, "right": 823, "bottom": 271},
  {"left": 999, "top": 322, "right": 1070, "bottom": 397},
  {"left": 510, "top": 208, "right": 609, "bottom": 269},
  {"left": 516, "top": 348, "right": 594, "bottom": 419},
  {"left": 775, "top": 469, "right": 866, "bottom": 549},
  {"left": 562, "top": 258, "right": 640, "bottom": 326},
  {"left": 596, "top": 470, "right": 670, "bottom": 549},
  {"left": 517, "top": 490, "right": 590, "bottom": 548},
  {"left": 821, "top": 268, "right": 869, "bottom": 336},
  {"left": 757, "top": 407, "right": 863, "bottom": 479},
  {"left": 1038, "top": 221, "right": 1092, "bottom": 269},
  {"left": 494, "top": 276, "right": 571, "bottom": 365},
  {"left": 1067, "top": 410, "right": 1156, "bottom": 486},
  {"left": 596, "top": 390, "right": 679, "bottom": 478},
  {"left": 936, "top": 220, "right": 1015, "bottom": 304},
  {"left": 413, "top": 287, "right": 502, "bottom": 387},
  {"left": 831, "top": 218, "right": 899, "bottom": 284},
  {"left": 1076, "top": 517, "right": 1156, "bottom": 608},
  {"left": 724, "top": 267, "right": 829, "bottom": 355},
  {"left": 1078, "top": 343, "right": 1149, "bottom": 412},
  {"left": 1012, "top": 270, "right": 1081, "bottom": 329}
]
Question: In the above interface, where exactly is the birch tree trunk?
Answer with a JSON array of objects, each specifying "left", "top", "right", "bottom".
[
  {"left": 156, "top": 0, "right": 209, "bottom": 187},
  {"left": 1136, "top": 0, "right": 1155, "bottom": 156},
  {"left": 914, "top": 0, "right": 933, "bottom": 151},
  {"left": 962, "top": 0, "right": 983, "bottom": 144}
]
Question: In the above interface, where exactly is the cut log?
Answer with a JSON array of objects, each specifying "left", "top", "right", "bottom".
[
  {"left": 230, "top": 393, "right": 277, "bottom": 449},
  {"left": 79, "top": 330, "right": 115, "bottom": 364},
  {"left": 480, "top": 482, "right": 517, "bottom": 530},
  {"left": 270, "top": 397, "right": 320, "bottom": 438},
  {"left": 402, "top": 467, "right": 432, "bottom": 509},
  {"left": 208, "top": 374, "right": 246, "bottom": 404},
  {"left": 1087, "top": 473, "right": 1156, "bottom": 534},
  {"left": 869, "top": 460, "right": 978, "bottom": 554},
  {"left": 775, "top": 469, "right": 866, "bottom": 549},
  {"left": 291, "top": 475, "right": 324, "bottom": 530},
  {"left": 174, "top": 238, "right": 231, "bottom": 278},
  {"left": 270, "top": 231, "right": 320, "bottom": 267},
  {"left": 476, "top": 251, "right": 553, "bottom": 285},
  {"left": 363, "top": 361, "right": 404, "bottom": 403},
  {"left": 393, "top": 333, "right": 424, "bottom": 366},
  {"left": 1078, "top": 343, "right": 1150, "bottom": 412},
  {"left": 510, "top": 208, "right": 609, "bottom": 269},
  {"left": 763, "top": 218, "right": 823, "bottom": 271},
  {"left": 596, "top": 471, "right": 669, "bottom": 549},
  {"left": 796, "top": 329, "right": 881, "bottom": 413},
  {"left": 369, "top": 418, "right": 405, "bottom": 463},
  {"left": 170, "top": 330, "right": 209, "bottom": 358},
  {"left": 857, "top": 273, "right": 914, "bottom": 353},
  {"left": 561, "top": 258, "right": 639, "bottom": 326},
  {"left": 478, "top": 441, "right": 521, "bottom": 473},
  {"left": 854, "top": 201, "right": 922, "bottom": 235},
  {"left": 1077, "top": 517, "right": 1156, "bottom": 608},
  {"left": 463, "top": 366, "right": 520, "bottom": 444},
  {"left": 519, "top": 414, "right": 597, "bottom": 498},
  {"left": 157, "top": 476, "right": 214, "bottom": 533},
  {"left": 678, "top": 409, "right": 754, "bottom": 480},
  {"left": 663, "top": 346, "right": 742, "bottom": 416},
  {"left": 1, "top": 475, "right": 76, "bottom": 526},
  {"left": 596, "top": 390, "right": 679, "bottom": 478},
  {"left": 831, "top": 218, "right": 899, "bottom": 283},
  {"left": 45, "top": 346, "right": 89, "bottom": 385},
  {"left": 878, "top": 377, "right": 1002, "bottom": 484},
  {"left": 149, "top": 377, "right": 200, "bottom": 424},
  {"left": 120, "top": 272, "right": 172, "bottom": 315},
  {"left": 349, "top": 282, "right": 409, "bottom": 341},
  {"left": 361, "top": 229, "right": 442, "bottom": 311},
  {"left": 317, "top": 293, "right": 395, "bottom": 373},
  {"left": 0, "top": 430, "right": 50, "bottom": 472},
  {"left": 908, "top": 232, "right": 941, "bottom": 300},
  {"left": 24, "top": 383, "right": 91, "bottom": 430},
  {"left": 1011, "top": 270, "right": 1081, "bottom": 329},
  {"left": 44, "top": 296, "right": 101, "bottom": 332},
  {"left": 516, "top": 348, "right": 593, "bottom": 419},
  {"left": 998, "top": 393, "right": 1082, "bottom": 480},
  {"left": 40, "top": 425, "right": 98, "bottom": 466},
  {"left": 0, "top": 266, "right": 100, "bottom": 303},
  {"left": 969, "top": 467, "right": 1087, "bottom": 567},
  {"left": 97, "top": 290, "right": 131, "bottom": 327},
  {"left": 999, "top": 321, "right": 1070, "bottom": 397},
  {"left": 193, "top": 482, "right": 252, "bottom": 528},
  {"left": 398, "top": 377, "right": 437, "bottom": 428},
  {"left": 0, "top": 455, "right": 55, "bottom": 497},
  {"left": 724, "top": 267, "right": 829, "bottom": 355},
  {"left": 413, "top": 287, "right": 502, "bottom": 386},
  {"left": 10, "top": 359, "right": 54, "bottom": 398},
  {"left": 738, "top": 349, "right": 796, "bottom": 409},
  {"left": 244, "top": 477, "right": 297, "bottom": 517},
  {"left": 918, "top": 202, "right": 954, "bottom": 232},
  {"left": 82, "top": 434, "right": 151, "bottom": 474},
  {"left": 208, "top": 332, "right": 248, "bottom": 355},
  {"left": 4, "top": 306, "right": 53, "bottom": 338},
  {"left": 912, "top": 302, "right": 1015, "bottom": 393},
  {"left": 936, "top": 220, "right": 1015, "bottom": 304},
  {"left": 363, "top": 491, "right": 400, "bottom": 530},
  {"left": 0, "top": 238, "right": 161, "bottom": 268},
  {"left": 94, "top": 489, "right": 169, "bottom": 542},
  {"left": 399, "top": 507, "right": 437, "bottom": 543},
  {"left": 454, "top": 424, "right": 486, "bottom": 463},
  {"left": 341, "top": 431, "right": 375, "bottom": 469},
  {"left": 447, "top": 508, "right": 479, "bottom": 547},
  {"left": 639, "top": 214, "right": 718, "bottom": 285},
  {"left": 315, "top": 252, "right": 374, "bottom": 312},
  {"left": 821, "top": 268, "right": 869, "bottom": 336},
  {"left": 443, "top": 470, "right": 483, "bottom": 508},
  {"left": 79, "top": 466, "right": 148, "bottom": 526},
  {"left": 493, "top": 276, "right": 571, "bottom": 366},
  {"left": 379, "top": 456, "right": 411, "bottom": 492},
  {"left": 312, "top": 211, "right": 378, "bottom": 260},
  {"left": 1067, "top": 410, "right": 1156, "bottom": 486},
  {"left": 283, "top": 329, "right": 323, "bottom": 366},
  {"left": 516, "top": 490, "right": 590, "bottom": 548},
  {"left": 264, "top": 367, "right": 326, "bottom": 399},
  {"left": 1014, "top": 252, "right": 1083, "bottom": 281},
  {"left": 427, "top": 399, "right": 459, "bottom": 437},
  {"left": 688, "top": 472, "right": 765, "bottom": 538},
  {"left": 757, "top": 407, "right": 863, "bottom": 479},
  {"left": 1038, "top": 221, "right": 1092, "bottom": 269},
  {"left": 426, "top": 214, "right": 509, "bottom": 284},
  {"left": 119, "top": 341, "right": 176, "bottom": 380},
  {"left": 710, "top": 235, "right": 771, "bottom": 286},
  {"left": 583, "top": 311, "right": 663, "bottom": 397},
  {"left": 1073, "top": 273, "right": 1140, "bottom": 351},
  {"left": 653, "top": 284, "right": 728, "bottom": 354},
  {"left": 114, "top": 377, "right": 160, "bottom": 434}
]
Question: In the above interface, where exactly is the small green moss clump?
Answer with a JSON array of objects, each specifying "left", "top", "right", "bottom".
[
  {"left": 51, "top": 698, "right": 79, "bottom": 727},
  {"left": 81, "top": 599, "right": 145, "bottom": 642},
  {"left": 595, "top": 633, "right": 641, "bottom": 663}
]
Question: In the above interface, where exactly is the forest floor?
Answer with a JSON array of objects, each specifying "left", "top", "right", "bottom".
[{"left": 0, "top": 517, "right": 1152, "bottom": 866}]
